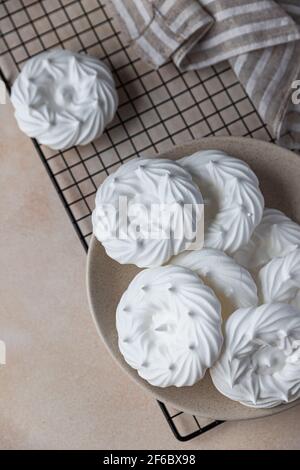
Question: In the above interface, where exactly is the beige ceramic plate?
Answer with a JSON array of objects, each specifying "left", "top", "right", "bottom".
[{"left": 87, "top": 137, "right": 300, "bottom": 421}]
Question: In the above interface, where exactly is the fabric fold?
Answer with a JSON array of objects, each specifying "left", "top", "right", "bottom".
[
  {"left": 110, "top": 0, "right": 215, "bottom": 67},
  {"left": 108, "top": 0, "right": 300, "bottom": 149},
  {"left": 180, "top": 0, "right": 300, "bottom": 70}
]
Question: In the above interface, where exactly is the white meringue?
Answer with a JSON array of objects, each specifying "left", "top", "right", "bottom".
[
  {"left": 11, "top": 49, "right": 118, "bottom": 150},
  {"left": 179, "top": 150, "right": 264, "bottom": 254},
  {"left": 258, "top": 249, "right": 300, "bottom": 310},
  {"left": 210, "top": 303, "right": 300, "bottom": 408},
  {"left": 170, "top": 248, "right": 258, "bottom": 320},
  {"left": 92, "top": 158, "right": 204, "bottom": 268},
  {"left": 234, "top": 208, "right": 300, "bottom": 271},
  {"left": 116, "top": 265, "right": 223, "bottom": 387}
]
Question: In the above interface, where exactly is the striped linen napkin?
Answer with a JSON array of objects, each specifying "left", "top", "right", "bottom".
[{"left": 109, "top": 0, "right": 300, "bottom": 149}]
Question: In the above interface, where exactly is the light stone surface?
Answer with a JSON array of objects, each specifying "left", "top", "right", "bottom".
[{"left": 1, "top": 96, "right": 300, "bottom": 449}]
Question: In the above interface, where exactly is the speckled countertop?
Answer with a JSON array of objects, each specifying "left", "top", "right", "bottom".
[{"left": 1, "top": 94, "right": 300, "bottom": 450}]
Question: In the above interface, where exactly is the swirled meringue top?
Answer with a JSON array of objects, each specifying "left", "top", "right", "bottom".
[
  {"left": 116, "top": 265, "right": 223, "bottom": 387},
  {"left": 179, "top": 150, "right": 264, "bottom": 254},
  {"left": 171, "top": 248, "right": 258, "bottom": 320},
  {"left": 258, "top": 249, "right": 300, "bottom": 310},
  {"left": 234, "top": 208, "right": 300, "bottom": 271},
  {"left": 210, "top": 303, "right": 300, "bottom": 408},
  {"left": 92, "top": 158, "right": 204, "bottom": 268},
  {"left": 11, "top": 49, "right": 118, "bottom": 150}
]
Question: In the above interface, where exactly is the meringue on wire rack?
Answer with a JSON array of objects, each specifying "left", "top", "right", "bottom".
[{"left": 11, "top": 49, "right": 118, "bottom": 150}]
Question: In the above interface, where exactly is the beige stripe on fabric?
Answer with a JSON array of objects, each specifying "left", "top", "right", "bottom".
[
  {"left": 245, "top": 49, "right": 273, "bottom": 97},
  {"left": 259, "top": 44, "right": 295, "bottom": 120},
  {"left": 164, "top": 2, "right": 205, "bottom": 34},
  {"left": 213, "top": 1, "right": 273, "bottom": 22},
  {"left": 232, "top": 44, "right": 289, "bottom": 107},
  {"left": 232, "top": 41, "right": 300, "bottom": 143},
  {"left": 155, "top": 0, "right": 215, "bottom": 64},
  {"left": 110, "top": 0, "right": 148, "bottom": 40}
]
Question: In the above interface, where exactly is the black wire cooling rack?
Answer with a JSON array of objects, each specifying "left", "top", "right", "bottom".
[{"left": 0, "top": 0, "right": 274, "bottom": 442}]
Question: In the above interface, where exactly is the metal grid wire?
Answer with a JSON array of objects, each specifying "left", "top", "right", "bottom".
[{"left": 0, "top": 0, "right": 273, "bottom": 441}]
